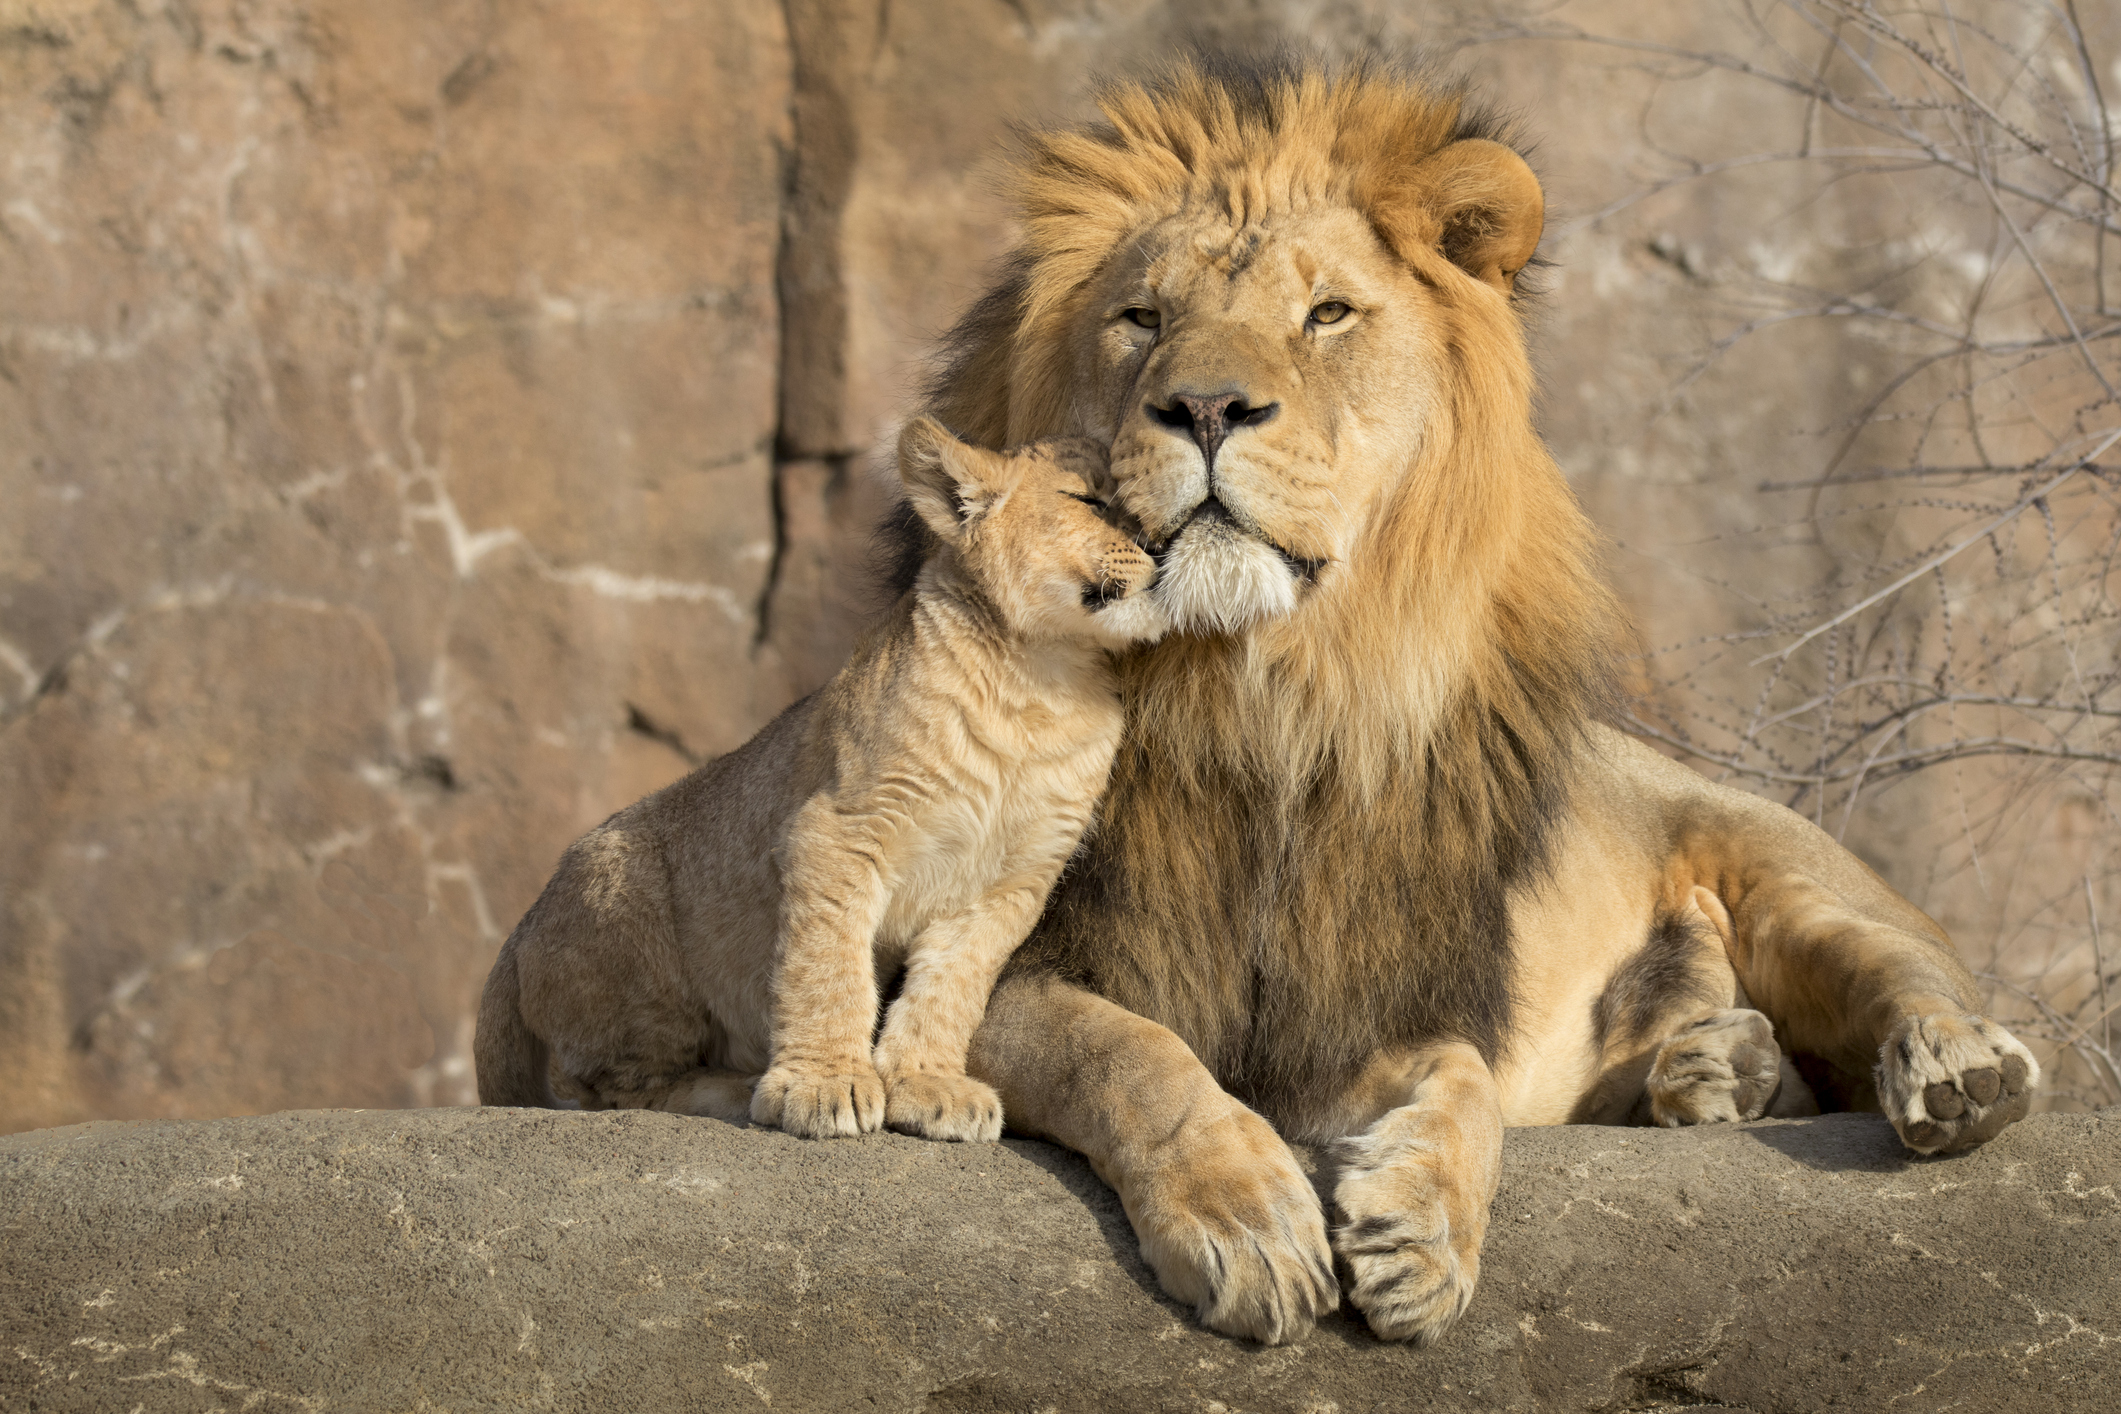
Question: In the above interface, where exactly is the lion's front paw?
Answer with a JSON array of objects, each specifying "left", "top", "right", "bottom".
[
  {"left": 749, "top": 1062, "right": 885, "bottom": 1138},
  {"left": 1121, "top": 1104, "right": 1337, "bottom": 1345},
  {"left": 1876, "top": 1012, "right": 2038, "bottom": 1154},
  {"left": 1330, "top": 1130, "right": 1482, "bottom": 1346},
  {"left": 1646, "top": 1008, "right": 1795, "bottom": 1125},
  {"left": 882, "top": 1070, "right": 1003, "bottom": 1142}
]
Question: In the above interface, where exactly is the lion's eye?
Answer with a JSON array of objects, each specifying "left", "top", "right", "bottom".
[
  {"left": 1122, "top": 306, "right": 1162, "bottom": 329},
  {"left": 1309, "top": 301, "right": 1352, "bottom": 326}
]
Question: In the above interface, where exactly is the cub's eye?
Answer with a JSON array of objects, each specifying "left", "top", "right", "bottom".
[
  {"left": 1122, "top": 306, "right": 1161, "bottom": 329},
  {"left": 1309, "top": 301, "right": 1352, "bottom": 326},
  {"left": 1063, "top": 491, "right": 1109, "bottom": 511}
]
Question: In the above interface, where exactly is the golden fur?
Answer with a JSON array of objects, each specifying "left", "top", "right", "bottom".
[
  {"left": 474, "top": 423, "right": 1166, "bottom": 1142},
  {"left": 915, "top": 54, "right": 2042, "bottom": 1347}
]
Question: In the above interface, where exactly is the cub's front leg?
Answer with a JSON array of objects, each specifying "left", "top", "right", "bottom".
[
  {"left": 1329, "top": 1042, "right": 1501, "bottom": 1346},
  {"left": 750, "top": 808, "right": 892, "bottom": 1139},
  {"left": 968, "top": 973, "right": 1338, "bottom": 1344},
  {"left": 871, "top": 882, "right": 1051, "bottom": 1143}
]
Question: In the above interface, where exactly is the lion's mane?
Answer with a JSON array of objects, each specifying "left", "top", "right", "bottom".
[{"left": 928, "top": 55, "right": 1626, "bottom": 1126}]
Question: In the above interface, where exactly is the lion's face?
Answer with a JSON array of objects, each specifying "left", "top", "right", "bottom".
[
  {"left": 1069, "top": 204, "right": 1440, "bottom": 635},
  {"left": 930, "top": 64, "right": 1575, "bottom": 743}
]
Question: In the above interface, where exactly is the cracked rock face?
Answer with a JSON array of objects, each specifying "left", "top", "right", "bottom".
[
  {"left": 1, "top": 1108, "right": 2114, "bottom": 1412},
  {"left": 0, "top": 1, "right": 795, "bottom": 1129}
]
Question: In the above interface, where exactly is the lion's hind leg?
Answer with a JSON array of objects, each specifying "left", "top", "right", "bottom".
[
  {"left": 1694, "top": 851, "right": 2039, "bottom": 1153},
  {"left": 1581, "top": 888, "right": 1816, "bottom": 1126},
  {"left": 582, "top": 1068, "right": 759, "bottom": 1122},
  {"left": 1328, "top": 1041, "right": 1501, "bottom": 1347}
]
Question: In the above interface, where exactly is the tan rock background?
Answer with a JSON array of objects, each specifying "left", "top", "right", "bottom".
[{"left": 3, "top": 0, "right": 2114, "bottom": 1132}]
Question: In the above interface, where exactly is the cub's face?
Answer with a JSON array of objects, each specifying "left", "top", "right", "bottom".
[
  {"left": 896, "top": 420, "right": 1169, "bottom": 649},
  {"left": 975, "top": 442, "right": 1169, "bottom": 649},
  {"left": 1060, "top": 203, "right": 1446, "bottom": 636}
]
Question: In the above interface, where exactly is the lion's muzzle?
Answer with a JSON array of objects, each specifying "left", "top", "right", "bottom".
[
  {"left": 1147, "top": 498, "right": 1315, "bottom": 636},
  {"left": 1151, "top": 497, "right": 1325, "bottom": 583}
]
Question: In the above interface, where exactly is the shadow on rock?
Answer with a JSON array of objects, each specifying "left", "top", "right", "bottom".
[
  {"left": 999, "top": 1136, "right": 1172, "bottom": 1301},
  {"left": 1742, "top": 1110, "right": 1912, "bottom": 1172}
]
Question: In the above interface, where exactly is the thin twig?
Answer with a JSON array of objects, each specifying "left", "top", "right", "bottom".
[
  {"left": 1749, "top": 443, "right": 2114, "bottom": 667},
  {"left": 2091, "top": 874, "right": 2111, "bottom": 1063}
]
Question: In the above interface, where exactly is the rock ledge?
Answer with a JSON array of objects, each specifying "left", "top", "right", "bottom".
[{"left": 2, "top": 1107, "right": 2114, "bottom": 1412}]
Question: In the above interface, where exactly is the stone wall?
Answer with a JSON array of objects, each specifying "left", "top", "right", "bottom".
[{"left": 3, "top": 1, "right": 2114, "bottom": 1131}]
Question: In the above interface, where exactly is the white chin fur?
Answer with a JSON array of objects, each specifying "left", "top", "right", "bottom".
[{"left": 1152, "top": 523, "right": 1300, "bottom": 636}]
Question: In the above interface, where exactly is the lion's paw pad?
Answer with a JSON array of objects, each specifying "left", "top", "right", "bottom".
[
  {"left": 1877, "top": 1013, "right": 2038, "bottom": 1154},
  {"left": 883, "top": 1071, "right": 1003, "bottom": 1143},
  {"left": 1646, "top": 1008, "right": 1787, "bottom": 1126},
  {"left": 749, "top": 1063, "right": 885, "bottom": 1139}
]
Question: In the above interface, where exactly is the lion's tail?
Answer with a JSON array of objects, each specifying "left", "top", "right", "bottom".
[{"left": 474, "top": 937, "right": 556, "bottom": 1108}]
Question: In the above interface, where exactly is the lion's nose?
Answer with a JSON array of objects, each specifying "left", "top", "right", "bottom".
[{"left": 1147, "top": 392, "right": 1280, "bottom": 471}]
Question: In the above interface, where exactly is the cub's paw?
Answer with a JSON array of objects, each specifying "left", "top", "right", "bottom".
[
  {"left": 1646, "top": 1008, "right": 1793, "bottom": 1126},
  {"left": 883, "top": 1071, "right": 1003, "bottom": 1143},
  {"left": 1876, "top": 1013, "right": 2038, "bottom": 1155},
  {"left": 1330, "top": 1131, "right": 1482, "bottom": 1346},
  {"left": 1122, "top": 1104, "right": 1338, "bottom": 1345},
  {"left": 749, "top": 1062, "right": 885, "bottom": 1139}
]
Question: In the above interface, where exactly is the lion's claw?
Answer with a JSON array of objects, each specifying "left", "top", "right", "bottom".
[
  {"left": 750, "top": 1062, "right": 885, "bottom": 1138},
  {"left": 1877, "top": 1013, "right": 2037, "bottom": 1154}
]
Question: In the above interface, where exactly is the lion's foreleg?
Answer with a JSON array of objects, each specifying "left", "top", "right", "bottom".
[
  {"left": 967, "top": 972, "right": 1338, "bottom": 1345},
  {"left": 1712, "top": 873, "right": 2038, "bottom": 1152},
  {"left": 749, "top": 812, "right": 893, "bottom": 1139},
  {"left": 869, "top": 881, "right": 1050, "bottom": 1142},
  {"left": 1329, "top": 1041, "right": 1501, "bottom": 1346}
]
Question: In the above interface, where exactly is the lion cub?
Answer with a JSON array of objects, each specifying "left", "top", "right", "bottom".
[{"left": 474, "top": 417, "right": 1166, "bottom": 1142}]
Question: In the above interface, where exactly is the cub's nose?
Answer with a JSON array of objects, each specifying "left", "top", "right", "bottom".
[
  {"left": 1082, "top": 547, "right": 1156, "bottom": 608},
  {"left": 1147, "top": 392, "right": 1280, "bottom": 471}
]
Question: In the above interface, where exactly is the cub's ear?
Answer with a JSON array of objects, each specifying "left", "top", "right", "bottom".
[
  {"left": 896, "top": 416, "right": 1018, "bottom": 543},
  {"left": 1372, "top": 138, "right": 1544, "bottom": 294}
]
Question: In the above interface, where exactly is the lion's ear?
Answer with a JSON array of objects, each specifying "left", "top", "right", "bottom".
[
  {"left": 1375, "top": 138, "right": 1544, "bottom": 294},
  {"left": 897, "top": 416, "right": 1017, "bottom": 543}
]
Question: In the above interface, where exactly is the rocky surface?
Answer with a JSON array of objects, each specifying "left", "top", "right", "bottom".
[{"left": 2, "top": 1106, "right": 2114, "bottom": 1412}]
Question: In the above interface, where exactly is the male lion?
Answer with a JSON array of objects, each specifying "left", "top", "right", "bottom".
[{"left": 926, "top": 56, "right": 2041, "bottom": 1347}]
